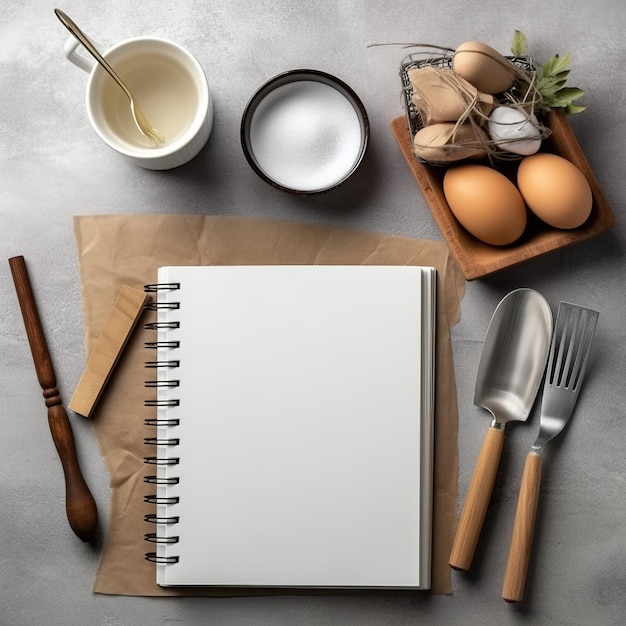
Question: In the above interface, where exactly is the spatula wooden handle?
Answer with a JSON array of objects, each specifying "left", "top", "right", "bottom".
[
  {"left": 449, "top": 425, "right": 505, "bottom": 570},
  {"left": 9, "top": 256, "right": 98, "bottom": 542},
  {"left": 502, "top": 450, "right": 542, "bottom": 602}
]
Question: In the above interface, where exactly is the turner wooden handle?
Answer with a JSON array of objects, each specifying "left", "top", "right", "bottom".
[
  {"left": 502, "top": 451, "right": 542, "bottom": 602},
  {"left": 9, "top": 256, "right": 98, "bottom": 542},
  {"left": 449, "top": 425, "right": 505, "bottom": 570}
]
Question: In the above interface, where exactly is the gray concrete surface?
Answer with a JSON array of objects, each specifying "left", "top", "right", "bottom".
[{"left": 2, "top": 1, "right": 625, "bottom": 624}]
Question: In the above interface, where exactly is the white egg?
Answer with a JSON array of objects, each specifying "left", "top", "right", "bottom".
[{"left": 488, "top": 106, "right": 542, "bottom": 155}]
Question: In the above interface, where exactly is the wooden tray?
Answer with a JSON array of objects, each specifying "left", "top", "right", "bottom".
[{"left": 391, "top": 109, "right": 615, "bottom": 280}]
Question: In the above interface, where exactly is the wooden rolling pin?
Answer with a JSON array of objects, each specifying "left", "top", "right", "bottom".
[{"left": 9, "top": 256, "right": 98, "bottom": 542}]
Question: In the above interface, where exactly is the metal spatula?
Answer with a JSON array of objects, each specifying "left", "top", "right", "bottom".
[
  {"left": 502, "top": 301, "right": 599, "bottom": 603},
  {"left": 449, "top": 289, "right": 552, "bottom": 571}
]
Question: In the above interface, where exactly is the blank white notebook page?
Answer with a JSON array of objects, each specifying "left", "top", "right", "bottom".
[{"left": 151, "top": 264, "right": 436, "bottom": 589}]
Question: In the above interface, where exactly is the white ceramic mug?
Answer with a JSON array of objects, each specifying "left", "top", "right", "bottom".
[{"left": 63, "top": 36, "right": 213, "bottom": 169}]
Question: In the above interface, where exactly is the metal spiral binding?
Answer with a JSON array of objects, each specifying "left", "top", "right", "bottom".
[
  {"left": 145, "top": 360, "right": 180, "bottom": 369},
  {"left": 144, "top": 321, "right": 180, "bottom": 330},
  {"left": 145, "top": 398, "right": 180, "bottom": 407},
  {"left": 145, "top": 340, "right": 180, "bottom": 349},
  {"left": 145, "top": 380, "right": 180, "bottom": 388},
  {"left": 143, "top": 281, "right": 181, "bottom": 565}
]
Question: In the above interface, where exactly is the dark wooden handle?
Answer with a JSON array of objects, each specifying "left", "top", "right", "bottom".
[{"left": 9, "top": 255, "right": 98, "bottom": 542}]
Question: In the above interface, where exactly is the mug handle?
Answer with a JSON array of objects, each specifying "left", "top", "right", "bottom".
[{"left": 63, "top": 35, "right": 96, "bottom": 73}]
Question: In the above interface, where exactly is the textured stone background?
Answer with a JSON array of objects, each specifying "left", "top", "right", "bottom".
[{"left": 2, "top": 1, "right": 624, "bottom": 624}]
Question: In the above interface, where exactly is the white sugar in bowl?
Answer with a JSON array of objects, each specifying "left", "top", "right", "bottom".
[{"left": 241, "top": 70, "right": 369, "bottom": 194}]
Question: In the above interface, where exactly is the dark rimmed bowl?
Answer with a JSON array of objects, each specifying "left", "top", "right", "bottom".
[{"left": 241, "top": 69, "right": 369, "bottom": 195}]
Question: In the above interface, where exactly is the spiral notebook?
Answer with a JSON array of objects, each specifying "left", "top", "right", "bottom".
[{"left": 143, "top": 264, "right": 436, "bottom": 589}]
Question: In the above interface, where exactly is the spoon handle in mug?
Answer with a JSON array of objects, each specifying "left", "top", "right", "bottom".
[
  {"left": 54, "top": 9, "right": 132, "bottom": 101},
  {"left": 9, "top": 255, "right": 98, "bottom": 542}
]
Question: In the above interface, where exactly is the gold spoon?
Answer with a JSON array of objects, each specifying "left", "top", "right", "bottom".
[{"left": 55, "top": 9, "right": 165, "bottom": 148}]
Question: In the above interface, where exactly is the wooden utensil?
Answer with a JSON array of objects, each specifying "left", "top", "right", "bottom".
[{"left": 9, "top": 255, "right": 98, "bottom": 542}]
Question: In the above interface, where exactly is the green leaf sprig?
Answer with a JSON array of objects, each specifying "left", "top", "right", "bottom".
[{"left": 511, "top": 30, "right": 586, "bottom": 114}]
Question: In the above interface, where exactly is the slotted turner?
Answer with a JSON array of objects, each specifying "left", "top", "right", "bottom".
[{"left": 502, "top": 301, "right": 599, "bottom": 603}]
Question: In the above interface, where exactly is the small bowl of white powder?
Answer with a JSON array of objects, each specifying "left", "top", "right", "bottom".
[{"left": 241, "top": 69, "right": 369, "bottom": 194}]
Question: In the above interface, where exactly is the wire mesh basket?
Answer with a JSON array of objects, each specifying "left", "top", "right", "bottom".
[{"left": 400, "top": 47, "right": 547, "bottom": 166}]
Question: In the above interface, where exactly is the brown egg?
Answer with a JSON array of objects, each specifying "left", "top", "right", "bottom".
[
  {"left": 452, "top": 41, "right": 517, "bottom": 94},
  {"left": 413, "top": 122, "right": 488, "bottom": 162},
  {"left": 443, "top": 164, "right": 527, "bottom": 245},
  {"left": 517, "top": 153, "right": 593, "bottom": 229}
]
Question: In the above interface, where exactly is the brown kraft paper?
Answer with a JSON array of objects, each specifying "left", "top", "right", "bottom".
[{"left": 72, "top": 214, "right": 465, "bottom": 596}]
